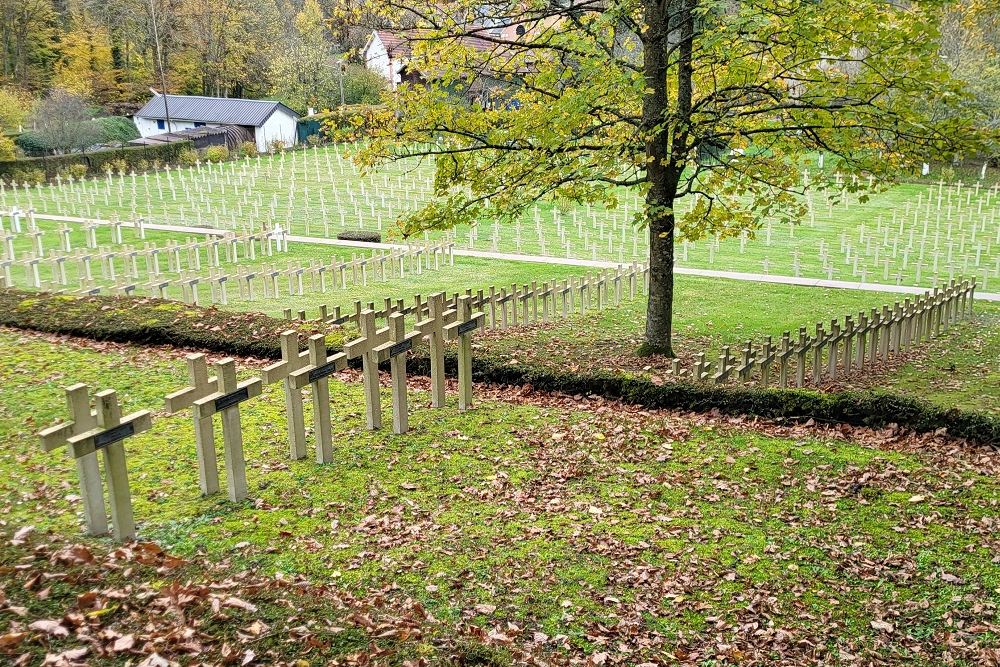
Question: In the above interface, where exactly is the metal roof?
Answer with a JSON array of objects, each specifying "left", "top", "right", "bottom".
[{"left": 134, "top": 95, "right": 299, "bottom": 127}]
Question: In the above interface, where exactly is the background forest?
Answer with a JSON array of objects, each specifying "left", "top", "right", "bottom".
[
  {"left": 0, "top": 0, "right": 998, "bottom": 160},
  {"left": 0, "top": 0, "right": 385, "bottom": 132}
]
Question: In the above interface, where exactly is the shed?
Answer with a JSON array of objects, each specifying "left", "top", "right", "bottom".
[
  {"left": 133, "top": 95, "right": 299, "bottom": 153},
  {"left": 128, "top": 125, "right": 253, "bottom": 151}
]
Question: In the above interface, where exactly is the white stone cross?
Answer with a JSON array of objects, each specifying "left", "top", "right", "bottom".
[
  {"left": 415, "top": 292, "right": 455, "bottom": 408},
  {"left": 261, "top": 331, "right": 310, "bottom": 460},
  {"left": 373, "top": 313, "right": 421, "bottom": 433},
  {"left": 443, "top": 295, "right": 485, "bottom": 410},
  {"left": 191, "top": 359, "right": 262, "bottom": 502},
  {"left": 164, "top": 353, "right": 221, "bottom": 496},
  {"left": 288, "top": 334, "right": 347, "bottom": 463},
  {"left": 39, "top": 384, "right": 152, "bottom": 540},
  {"left": 345, "top": 310, "right": 390, "bottom": 429}
]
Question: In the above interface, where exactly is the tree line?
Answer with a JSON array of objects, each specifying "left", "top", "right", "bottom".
[{"left": 0, "top": 0, "right": 386, "bottom": 123}]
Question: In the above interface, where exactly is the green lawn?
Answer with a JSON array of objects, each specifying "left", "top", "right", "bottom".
[
  {"left": 1, "top": 329, "right": 998, "bottom": 664},
  {"left": 5, "top": 216, "right": 587, "bottom": 318},
  {"left": 472, "top": 275, "right": 1000, "bottom": 412},
  {"left": 3, "top": 145, "right": 997, "bottom": 289}
]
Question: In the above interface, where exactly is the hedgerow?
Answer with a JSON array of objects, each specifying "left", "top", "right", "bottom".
[{"left": 2, "top": 289, "right": 996, "bottom": 444}]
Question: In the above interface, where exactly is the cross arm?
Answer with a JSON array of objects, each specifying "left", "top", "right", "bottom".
[
  {"left": 444, "top": 313, "right": 486, "bottom": 341},
  {"left": 374, "top": 330, "right": 421, "bottom": 363},
  {"left": 344, "top": 327, "right": 390, "bottom": 359},
  {"left": 67, "top": 410, "right": 153, "bottom": 458},
  {"left": 193, "top": 378, "right": 263, "bottom": 420},
  {"left": 39, "top": 421, "right": 82, "bottom": 452},
  {"left": 164, "top": 377, "right": 218, "bottom": 413},
  {"left": 261, "top": 355, "right": 307, "bottom": 384},
  {"left": 288, "top": 352, "right": 348, "bottom": 390}
]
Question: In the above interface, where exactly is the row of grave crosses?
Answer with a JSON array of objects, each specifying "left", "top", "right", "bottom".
[
  {"left": 684, "top": 279, "right": 976, "bottom": 389},
  {"left": 287, "top": 265, "right": 650, "bottom": 333},
  {"left": 37, "top": 293, "right": 485, "bottom": 541}
]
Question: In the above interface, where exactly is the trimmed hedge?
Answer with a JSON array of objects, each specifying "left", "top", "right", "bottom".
[
  {"left": 0, "top": 289, "right": 339, "bottom": 358},
  {"left": 0, "top": 141, "right": 195, "bottom": 182},
  {"left": 337, "top": 230, "right": 382, "bottom": 243},
  {"left": 1, "top": 288, "right": 996, "bottom": 445}
]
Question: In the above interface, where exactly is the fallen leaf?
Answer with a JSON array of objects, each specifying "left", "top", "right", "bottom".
[
  {"left": 870, "top": 619, "right": 894, "bottom": 633},
  {"left": 29, "top": 620, "right": 69, "bottom": 637},
  {"left": 113, "top": 634, "right": 135, "bottom": 652}
]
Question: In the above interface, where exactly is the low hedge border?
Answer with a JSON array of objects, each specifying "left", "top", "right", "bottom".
[
  {"left": 3, "top": 289, "right": 996, "bottom": 445},
  {"left": 0, "top": 141, "right": 194, "bottom": 181},
  {"left": 0, "top": 289, "right": 339, "bottom": 359}
]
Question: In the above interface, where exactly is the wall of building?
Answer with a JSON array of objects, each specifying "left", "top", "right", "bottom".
[
  {"left": 364, "top": 36, "right": 397, "bottom": 88},
  {"left": 133, "top": 116, "right": 201, "bottom": 137},
  {"left": 255, "top": 111, "right": 299, "bottom": 152}
]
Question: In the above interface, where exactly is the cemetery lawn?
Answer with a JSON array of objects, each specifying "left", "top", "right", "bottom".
[
  {"left": 874, "top": 303, "right": 1000, "bottom": 414},
  {"left": 8, "top": 217, "right": 587, "bottom": 317},
  {"left": 1, "top": 329, "right": 999, "bottom": 665},
  {"left": 475, "top": 278, "right": 1000, "bottom": 413},
  {"left": 4, "top": 145, "right": 998, "bottom": 288}
]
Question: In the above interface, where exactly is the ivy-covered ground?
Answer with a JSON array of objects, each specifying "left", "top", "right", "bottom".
[{"left": 1, "top": 329, "right": 998, "bottom": 665}]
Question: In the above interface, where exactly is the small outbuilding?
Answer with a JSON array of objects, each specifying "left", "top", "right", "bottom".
[{"left": 133, "top": 95, "right": 299, "bottom": 153}]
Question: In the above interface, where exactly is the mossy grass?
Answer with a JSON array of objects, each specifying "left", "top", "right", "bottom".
[
  {"left": 1, "top": 288, "right": 996, "bottom": 442},
  {"left": 1, "top": 330, "right": 998, "bottom": 664}
]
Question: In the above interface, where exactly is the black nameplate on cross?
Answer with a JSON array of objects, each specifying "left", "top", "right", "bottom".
[
  {"left": 215, "top": 386, "right": 250, "bottom": 411},
  {"left": 388, "top": 339, "right": 413, "bottom": 357},
  {"left": 308, "top": 360, "right": 341, "bottom": 382},
  {"left": 93, "top": 422, "right": 136, "bottom": 450},
  {"left": 331, "top": 315, "right": 351, "bottom": 325},
  {"left": 457, "top": 319, "right": 479, "bottom": 335}
]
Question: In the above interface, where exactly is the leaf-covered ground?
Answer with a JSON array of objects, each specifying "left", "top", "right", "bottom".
[{"left": 1, "top": 329, "right": 998, "bottom": 665}]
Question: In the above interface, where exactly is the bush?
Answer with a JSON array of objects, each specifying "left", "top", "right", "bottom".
[
  {"left": 202, "top": 145, "right": 230, "bottom": 162},
  {"left": 336, "top": 230, "right": 382, "bottom": 243},
  {"left": 3, "top": 167, "right": 45, "bottom": 185},
  {"left": 66, "top": 163, "right": 88, "bottom": 180},
  {"left": 95, "top": 116, "right": 140, "bottom": 146},
  {"left": 0, "top": 135, "right": 14, "bottom": 161},
  {"left": 341, "top": 64, "right": 388, "bottom": 105},
  {"left": 0, "top": 141, "right": 194, "bottom": 181},
  {"left": 268, "top": 139, "right": 287, "bottom": 154},
  {"left": 238, "top": 141, "right": 258, "bottom": 158},
  {"left": 177, "top": 147, "right": 199, "bottom": 166},
  {"left": 105, "top": 157, "right": 128, "bottom": 175},
  {"left": 0, "top": 289, "right": 340, "bottom": 360},
  {"left": 14, "top": 131, "right": 49, "bottom": 156}
]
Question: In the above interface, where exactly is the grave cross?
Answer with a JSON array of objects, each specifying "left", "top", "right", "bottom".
[
  {"left": 192, "top": 359, "right": 262, "bottom": 502},
  {"left": 39, "top": 384, "right": 152, "bottom": 540},
  {"left": 416, "top": 292, "right": 455, "bottom": 408},
  {"left": 373, "top": 313, "right": 421, "bottom": 433},
  {"left": 443, "top": 295, "right": 485, "bottom": 410},
  {"left": 164, "top": 354, "right": 220, "bottom": 496},
  {"left": 288, "top": 335, "right": 347, "bottom": 463},
  {"left": 345, "top": 310, "right": 391, "bottom": 429},
  {"left": 261, "top": 332, "right": 310, "bottom": 460}
]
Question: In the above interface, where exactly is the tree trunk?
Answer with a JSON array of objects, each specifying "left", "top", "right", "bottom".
[
  {"left": 640, "top": 0, "right": 694, "bottom": 357},
  {"left": 640, "top": 0, "right": 676, "bottom": 356},
  {"left": 644, "top": 204, "right": 676, "bottom": 356}
]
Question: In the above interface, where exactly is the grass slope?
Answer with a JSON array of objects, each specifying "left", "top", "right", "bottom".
[
  {"left": 0, "top": 330, "right": 997, "bottom": 665},
  {"left": 2, "top": 146, "right": 997, "bottom": 288},
  {"left": 6, "top": 216, "right": 586, "bottom": 318}
]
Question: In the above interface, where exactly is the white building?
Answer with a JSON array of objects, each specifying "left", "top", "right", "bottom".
[
  {"left": 133, "top": 94, "right": 299, "bottom": 153},
  {"left": 362, "top": 30, "right": 410, "bottom": 90}
]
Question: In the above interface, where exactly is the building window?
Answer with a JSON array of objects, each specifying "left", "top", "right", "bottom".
[
  {"left": 194, "top": 122, "right": 206, "bottom": 128},
  {"left": 156, "top": 119, "right": 165, "bottom": 130}
]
